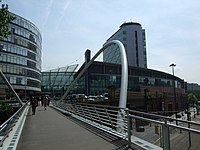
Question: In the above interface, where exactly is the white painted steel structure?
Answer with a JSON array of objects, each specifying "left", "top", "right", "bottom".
[
  {"left": 52, "top": 101, "right": 200, "bottom": 150},
  {"left": 0, "top": 71, "right": 23, "bottom": 106},
  {"left": 60, "top": 40, "right": 128, "bottom": 109}
]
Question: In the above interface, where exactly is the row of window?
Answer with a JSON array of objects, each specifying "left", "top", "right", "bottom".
[
  {"left": 2, "top": 34, "right": 41, "bottom": 55},
  {"left": 40, "top": 72, "right": 182, "bottom": 95},
  {"left": 70, "top": 74, "right": 182, "bottom": 94},
  {"left": 0, "top": 64, "right": 40, "bottom": 80},
  {"left": 0, "top": 74, "right": 40, "bottom": 88},
  {"left": 7, "top": 75, "right": 40, "bottom": 88},
  {"left": 0, "top": 64, "right": 22, "bottom": 75},
  {"left": 2, "top": 43, "right": 27, "bottom": 56},
  {"left": 10, "top": 24, "right": 41, "bottom": 47},
  {"left": 9, "top": 76, "right": 26, "bottom": 85},
  {"left": 0, "top": 53, "right": 41, "bottom": 70},
  {"left": 11, "top": 13, "right": 42, "bottom": 42},
  {"left": 27, "top": 79, "right": 41, "bottom": 88},
  {"left": 0, "top": 53, "right": 26, "bottom": 65}
]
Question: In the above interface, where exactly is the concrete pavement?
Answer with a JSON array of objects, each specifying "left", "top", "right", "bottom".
[
  {"left": 170, "top": 113, "right": 200, "bottom": 150},
  {"left": 16, "top": 105, "right": 124, "bottom": 150}
]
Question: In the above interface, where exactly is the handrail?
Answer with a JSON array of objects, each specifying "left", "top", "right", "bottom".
[
  {"left": 0, "top": 101, "right": 28, "bottom": 147},
  {"left": 52, "top": 101, "right": 128, "bottom": 137},
  {"left": 0, "top": 102, "right": 27, "bottom": 129},
  {"left": 51, "top": 101, "right": 200, "bottom": 150},
  {"left": 128, "top": 109, "right": 200, "bottom": 126}
]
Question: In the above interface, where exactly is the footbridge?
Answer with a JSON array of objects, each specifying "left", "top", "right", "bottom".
[
  {"left": 1, "top": 101, "right": 200, "bottom": 150},
  {"left": 1, "top": 40, "right": 200, "bottom": 150}
]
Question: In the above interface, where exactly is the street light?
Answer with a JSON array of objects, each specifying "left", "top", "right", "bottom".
[{"left": 169, "top": 63, "right": 177, "bottom": 124}]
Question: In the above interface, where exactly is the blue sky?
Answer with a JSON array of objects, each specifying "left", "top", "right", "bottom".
[{"left": 5, "top": 0, "right": 200, "bottom": 84}]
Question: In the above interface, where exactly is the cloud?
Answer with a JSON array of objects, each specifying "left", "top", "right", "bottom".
[
  {"left": 42, "top": 0, "right": 55, "bottom": 28},
  {"left": 55, "top": 0, "right": 72, "bottom": 30}
]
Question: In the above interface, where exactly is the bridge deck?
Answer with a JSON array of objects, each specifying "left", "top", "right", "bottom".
[{"left": 16, "top": 105, "right": 122, "bottom": 150}]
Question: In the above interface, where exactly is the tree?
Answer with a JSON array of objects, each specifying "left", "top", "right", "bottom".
[
  {"left": 0, "top": 3, "right": 15, "bottom": 37},
  {"left": 187, "top": 92, "right": 198, "bottom": 105},
  {"left": 187, "top": 92, "right": 199, "bottom": 117}
]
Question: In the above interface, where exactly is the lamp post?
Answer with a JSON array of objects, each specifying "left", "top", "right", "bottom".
[{"left": 169, "top": 63, "right": 178, "bottom": 124}]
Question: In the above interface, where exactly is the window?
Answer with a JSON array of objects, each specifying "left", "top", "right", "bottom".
[
  {"left": 14, "top": 38, "right": 18, "bottom": 44},
  {"left": 11, "top": 28, "right": 15, "bottom": 33},
  {"left": 10, "top": 76, "right": 16, "bottom": 84},
  {"left": 16, "top": 78, "right": 22, "bottom": 84}
]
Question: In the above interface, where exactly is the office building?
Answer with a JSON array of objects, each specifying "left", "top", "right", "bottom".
[
  {"left": 72, "top": 49, "right": 187, "bottom": 112},
  {"left": 0, "top": 12, "right": 42, "bottom": 100},
  {"left": 103, "top": 22, "right": 147, "bottom": 68}
]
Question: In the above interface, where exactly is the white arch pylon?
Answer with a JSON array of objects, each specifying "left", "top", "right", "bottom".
[{"left": 60, "top": 40, "right": 128, "bottom": 109}]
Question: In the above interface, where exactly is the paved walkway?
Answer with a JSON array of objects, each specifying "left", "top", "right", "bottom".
[
  {"left": 170, "top": 113, "right": 200, "bottom": 150},
  {"left": 16, "top": 105, "right": 120, "bottom": 150}
]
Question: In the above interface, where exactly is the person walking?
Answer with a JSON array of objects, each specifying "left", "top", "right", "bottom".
[
  {"left": 41, "top": 95, "right": 44, "bottom": 106},
  {"left": 47, "top": 96, "right": 50, "bottom": 106},
  {"left": 30, "top": 96, "right": 37, "bottom": 115},
  {"left": 43, "top": 95, "right": 48, "bottom": 110}
]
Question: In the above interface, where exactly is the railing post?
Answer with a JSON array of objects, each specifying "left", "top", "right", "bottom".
[
  {"left": 162, "top": 119, "right": 170, "bottom": 150},
  {"left": 95, "top": 107, "right": 102, "bottom": 125},
  {"left": 188, "top": 113, "right": 192, "bottom": 148},
  {"left": 127, "top": 108, "right": 132, "bottom": 148},
  {"left": 105, "top": 109, "right": 114, "bottom": 129}
]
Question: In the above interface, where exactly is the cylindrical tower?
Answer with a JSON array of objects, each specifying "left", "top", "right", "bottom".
[
  {"left": 103, "top": 22, "right": 147, "bottom": 68},
  {"left": 0, "top": 12, "right": 42, "bottom": 99}
]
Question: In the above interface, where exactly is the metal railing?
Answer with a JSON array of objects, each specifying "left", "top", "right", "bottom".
[
  {"left": 52, "top": 100, "right": 200, "bottom": 150},
  {"left": 128, "top": 109, "right": 200, "bottom": 149},
  {"left": 0, "top": 102, "right": 28, "bottom": 147},
  {"left": 0, "top": 71, "right": 29, "bottom": 148},
  {"left": 52, "top": 101, "right": 128, "bottom": 138}
]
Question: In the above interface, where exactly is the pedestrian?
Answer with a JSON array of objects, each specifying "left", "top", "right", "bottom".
[
  {"left": 30, "top": 96, "right": 37, "bottom": 115},
  {"left": 41, "top": 95, "right": 44, "bottom": 106},
  {"left": 43, "top": 95, "right": 48, "bottom": 110},
  {"left": 47, "top": 96, "right": 50, "bottom": 106}
]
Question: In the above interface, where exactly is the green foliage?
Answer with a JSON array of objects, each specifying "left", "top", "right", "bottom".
[
  {"left": 187, "top": 92, "right": 198, "bottom": 104},
  {"left": 0, "top": 4, "right": 16, "bottom": 38},
  {"left": 0, "top": 102, "right": 13, "bottom": 111}
]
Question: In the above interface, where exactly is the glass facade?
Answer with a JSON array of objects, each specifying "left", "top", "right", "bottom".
[
  {"left": 73, "top": 61, "right": 184, "bottom": 96},
  {"left": 0, "top": 12, "right": 42, "bottom": 95},
  {"left": 41, "top": 65, "right": 78, "bottom": 98},
  {"left": 103, "top": 44, "right": 121, "bottom": 65}
]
